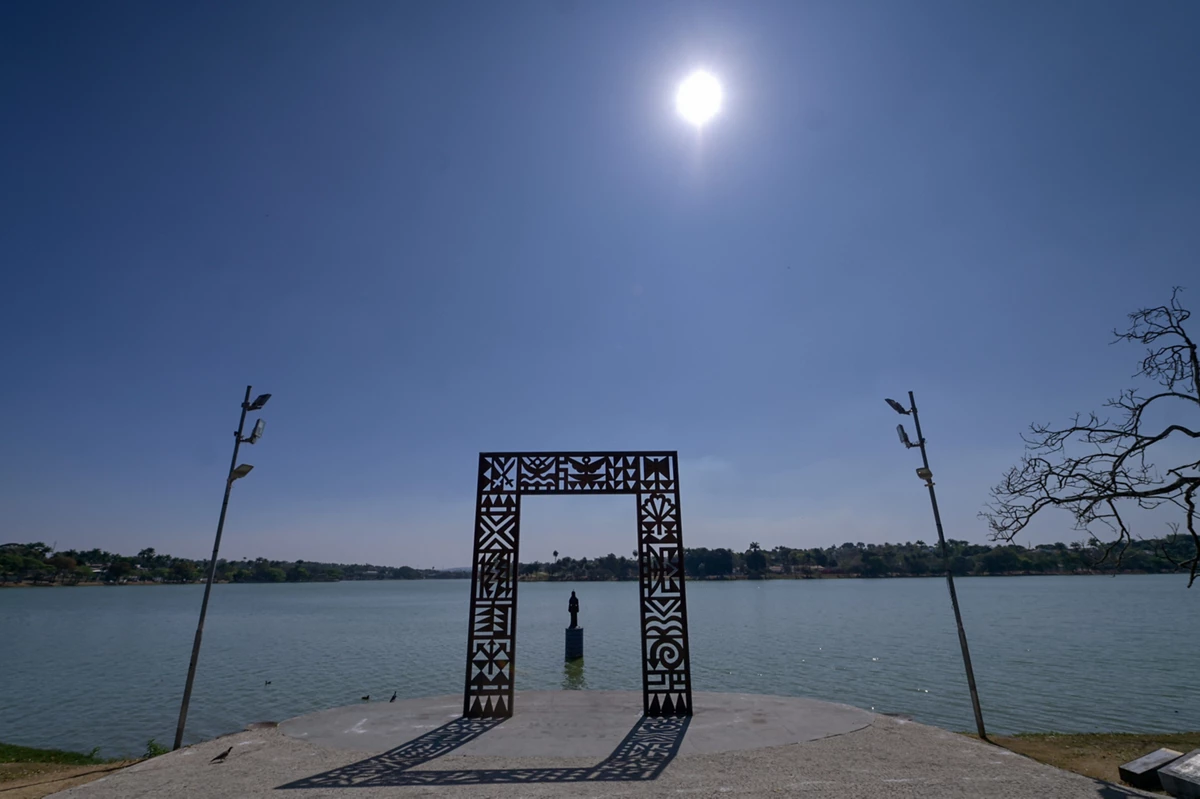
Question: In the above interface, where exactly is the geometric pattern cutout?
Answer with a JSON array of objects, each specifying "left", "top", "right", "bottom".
[
  {"left": 636, "top": 486, "right": 691, "bottom": 716},
  {"left": 464, "top": 452, "right": 692, "bottom": 718}
]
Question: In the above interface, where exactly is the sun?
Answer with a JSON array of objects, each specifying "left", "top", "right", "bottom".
[{"left": 675, "top": 70, "right": 723, "bottom": 127}]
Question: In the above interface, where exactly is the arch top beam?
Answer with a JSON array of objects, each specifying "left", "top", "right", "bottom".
[{"left": 478, "top": 452, "right": 679, "bottom": 496}]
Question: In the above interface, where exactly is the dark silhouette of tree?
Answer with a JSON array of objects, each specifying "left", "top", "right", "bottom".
[
  {"left": 172, "top": 559, "right": 199, "bottom": 582},
  {"left": 744, "top": 542, "right": 767, "bottom": 576},
  {"left": 981, "top": 547, "right": 1021, "bottom": 575},
  {"left": 983, "top": 289, "right": 1200, "bottom": 586},
  {"left": 860, "top": 551, "right": 886, "bottom": 577},
  {"left": 24, "top": 542, "right": 52, "bottom": 559},
  {"left": 106, "top": 558, "right": 134, "bottom": 582},
  {"left": 49, "top": 554, "right": 76, "bottom": 579},
  {"left": 683, "top": 547, "right": 735, "bottom": 578}
]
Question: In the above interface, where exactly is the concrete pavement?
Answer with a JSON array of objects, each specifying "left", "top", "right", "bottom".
[
  {"left": 277, "top": 691, "right": 873, "bottom": 756},
  {"left": 50, "top": 691, "right": 1155, "bottom": 798}
]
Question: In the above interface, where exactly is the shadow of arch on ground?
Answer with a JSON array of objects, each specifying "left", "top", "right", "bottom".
[{"left": 276, "top": 714, "right": 690, "bottom": 789}]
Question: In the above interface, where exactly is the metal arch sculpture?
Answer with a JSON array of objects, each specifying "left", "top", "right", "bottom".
[{"left": 463, "top": 451, "right": 692, "bottom": 719}]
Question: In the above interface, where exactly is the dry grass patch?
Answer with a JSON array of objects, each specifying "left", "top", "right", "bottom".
[{"left": 983, "top": 731, "right": 1200, "bottom": 787}]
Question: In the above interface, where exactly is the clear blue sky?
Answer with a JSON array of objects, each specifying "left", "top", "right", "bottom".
[{"left": 2, "top": 1, "right": 1197, "bottom": 567}]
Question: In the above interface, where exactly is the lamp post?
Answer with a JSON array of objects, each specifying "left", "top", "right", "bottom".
[
  {"left": 173, "top": 385, "right": 271, "bottom": 751},
  {"left": 886, "top": 391, "right": 988, "bottom": 741}
]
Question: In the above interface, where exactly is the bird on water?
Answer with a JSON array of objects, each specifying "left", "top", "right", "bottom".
[
  {"left": 390, "top": 691, "right": 397, "bottom": 703},
  {"left": 210, "top": 747, "right": 232, "bottom": 764},
  {"left": 361, "top": 695, "right": 370, "bottom": 701}
]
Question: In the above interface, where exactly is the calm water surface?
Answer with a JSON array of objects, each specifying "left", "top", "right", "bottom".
[{"left": 1, "top": 575, "right": 1196, "bottom": 757}]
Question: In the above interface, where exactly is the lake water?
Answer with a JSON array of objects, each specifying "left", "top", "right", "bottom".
[{"left": 1, "top": 575, "right": 1196, "bottom": 758}]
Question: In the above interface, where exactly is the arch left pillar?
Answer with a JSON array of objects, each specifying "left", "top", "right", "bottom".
[{"left": 462, "top": 455, "right": 520, "bottom": 718}]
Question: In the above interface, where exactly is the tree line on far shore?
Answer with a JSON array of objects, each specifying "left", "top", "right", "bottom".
[
  {"left": 525, "top": 536, "right": 1193, "bottom": 581},
  {"left": 0, "top": 543, "right": 457, "bottom": 586},
  {"left": 2, "top": 536, "right": 1192, "bottom": 586}
]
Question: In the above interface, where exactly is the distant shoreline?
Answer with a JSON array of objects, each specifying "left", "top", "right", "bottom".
[
  {"left": 8, "top": 537, "right": 1192, "bottom": 588},
  {"left": 1, "top": 569, "right": 1183, "bottom": 589}
]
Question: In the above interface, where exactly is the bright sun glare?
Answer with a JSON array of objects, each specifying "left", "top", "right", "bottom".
[{"left": 676, "top": 70, "right": 723, "bottom": 127}]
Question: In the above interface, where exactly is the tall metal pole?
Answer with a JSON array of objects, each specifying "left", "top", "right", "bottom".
[
  {"left": 173, "top": 385, "right": 252, "bottom": 751},
  {"left": 908, "top": 390, "right": 988, "bottom": 742}
]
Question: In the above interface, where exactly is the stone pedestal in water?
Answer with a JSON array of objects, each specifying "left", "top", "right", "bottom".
[{"left": 565, "top": 627, "right": 584, "bottom": 661}]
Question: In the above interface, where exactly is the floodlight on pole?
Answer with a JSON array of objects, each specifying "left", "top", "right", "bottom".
[
  {"left": 884, "top": 391, "right": 987, "bottom": 742},
  {"left": 244, "top": 419, "right": 265, "bottom": 445},
  {"left": 175, "top": 384, "right": 271, "bottom": 751}
]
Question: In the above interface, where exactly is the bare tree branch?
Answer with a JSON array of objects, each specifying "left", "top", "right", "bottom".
[{"left": 981, "top": 288, "right": 1200, "bottom": 587}]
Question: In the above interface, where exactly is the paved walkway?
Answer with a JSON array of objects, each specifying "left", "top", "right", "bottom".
[{"left": 51, "top": 691, "right": 1153, "bottom": 798}]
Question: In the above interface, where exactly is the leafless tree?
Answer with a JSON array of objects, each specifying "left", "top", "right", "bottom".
[{"left": 982, "top": 288, "right": 1200, "bottom": 587}]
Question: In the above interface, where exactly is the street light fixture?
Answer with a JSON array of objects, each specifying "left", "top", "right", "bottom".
[
  {"left": 885, "top": 391, "right": 988, "bottom": 742},
  {"left": 244, "top": 419, "right": 265, "bottom": 445},
  {"left": 174, "top": 385, "right": 272, "bottom": 751}
]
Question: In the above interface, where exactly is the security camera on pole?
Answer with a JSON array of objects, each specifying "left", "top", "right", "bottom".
[
  {"left": 173, "top": 386, "right": 272, "bottom": 751},
  {"left": 885, "top": 391, "right": 987, "bottom": 742}
]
